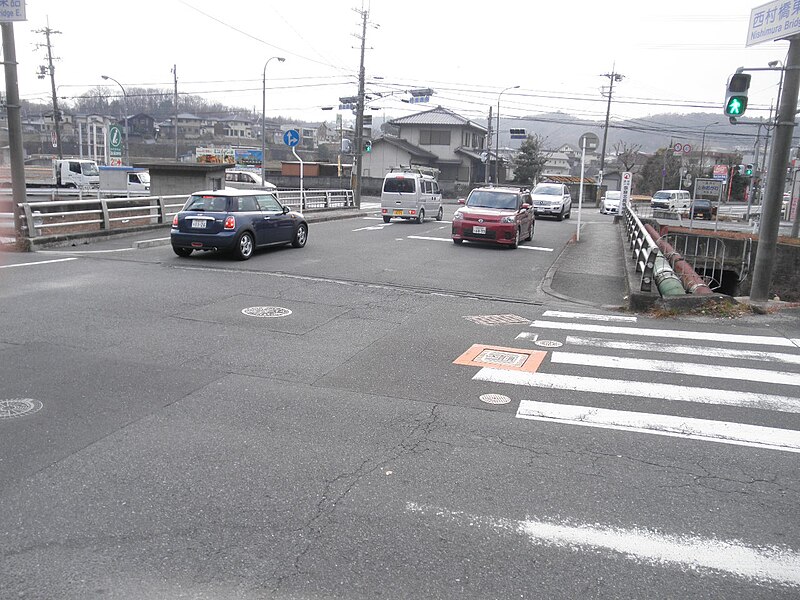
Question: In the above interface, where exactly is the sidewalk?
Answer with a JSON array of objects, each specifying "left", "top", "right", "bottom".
[{"left": 542, "top": 218, "right": 629, "bottom": 309}]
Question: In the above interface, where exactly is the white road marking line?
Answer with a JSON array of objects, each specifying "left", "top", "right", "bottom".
[
  {"left": 407, "top": 501, "right": 800, "bottom": 586},
  {"left": 38, "top": 247, "right": 134, "bottom": 254},
  {"left": 352, "top": 224, "right": 390, "bottom": 231},
  {"left": 515, "top": 332, "right": 539, "bottom": 341},
  {"left": 517, "top": 399, "right": 800, "bottom": 454},
  {"left": 473, "top": 368, "right": 800, "bottom": 414},
  {"left": 0, "top": 257, "right": 78, "bottom": 268},
  {"left": 531, "top": 320, "right": 798, "bottom": 348},
  {"left": 566, "top": 335, "right": 800, "bottom": 366},
  {"left": 543, "top": 310, "right": 637, "bottom": 322},
  {"left": 551, "top": 351, "right": 800, "bottom": 387},
  {"left": 407, "top": 235, "right": 553, "bottom": 251}
]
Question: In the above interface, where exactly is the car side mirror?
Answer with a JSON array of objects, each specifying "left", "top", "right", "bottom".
[
  {"left": 283, "top": 205, "right": 290, "bottom": 214},
  {"left": 458, "top": 198, "right": 465, "bottom": 205},
  {"left": 521, "top": 203, "right": 531, "bottom": 210}
]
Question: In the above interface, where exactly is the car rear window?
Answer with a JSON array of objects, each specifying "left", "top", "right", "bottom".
[
  {"left": 185, "top": 195, "right": 228, "bottom": 212},
  {"left": 466, "top": 191, "right": 518, "bottom": 210},
  {"left": 383, "top": 177, "right": 416, "bottom": 193}
]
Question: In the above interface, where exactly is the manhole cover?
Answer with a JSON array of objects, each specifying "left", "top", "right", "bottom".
[
  {"left": 535, "top": 340, "right": 563, "bottom": 348},
  {"left": 241, "top": 306, "right": 293, "bottom": 318},
  {"left": 0, "top": 398, "right": 43, "bottom": 419},
  {"left": 475, "top": 349, "right": 529, "bottom": 368},
  {"left": 480, "top": 394, "right": 512, "bottom": 405}
]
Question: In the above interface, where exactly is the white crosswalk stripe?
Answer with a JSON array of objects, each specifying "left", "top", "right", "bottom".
[{"left": 479, "top": 311, "right": 800, "bottom": 453}]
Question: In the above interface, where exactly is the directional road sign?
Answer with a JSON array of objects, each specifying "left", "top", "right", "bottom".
[{"left": 283, "top": 129, "right": 300, "bottom": 147}]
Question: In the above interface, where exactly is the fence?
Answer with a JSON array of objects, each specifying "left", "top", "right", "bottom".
[
  {"left": 622, "top": 201, "right": 659, "bottom": 292},
  {"left": 3, "top": 189, "right": 354, "bottom": 239}
]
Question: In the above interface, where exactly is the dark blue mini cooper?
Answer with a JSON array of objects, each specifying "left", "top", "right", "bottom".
[{"left": 171, "top": 189, "right": 308, "bottom": 260}]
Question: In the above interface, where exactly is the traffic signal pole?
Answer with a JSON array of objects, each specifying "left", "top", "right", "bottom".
[{"left": 750, "top": 37, "right": 800, "bottom": 302}]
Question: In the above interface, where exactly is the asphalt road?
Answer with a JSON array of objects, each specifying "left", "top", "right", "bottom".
[{"left": 1, "top": 205, "right": 799, "bottom": 599}]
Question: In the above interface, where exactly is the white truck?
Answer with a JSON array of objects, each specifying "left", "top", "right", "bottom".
[
  {"left": 0, "top": 158, "right": 100, "bottom": 188},
  {"left": 99, "top": 166, "right": 150, "bottom": 195}
]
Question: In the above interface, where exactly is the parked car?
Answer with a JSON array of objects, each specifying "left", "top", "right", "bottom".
[
  {"left": 600, "top": 191, "right": 621, "bottom": 215},
  {"left": 170, "top": 189, "right": 307, "bottom": 260},
  {"left": 224, "top": 169, "right": 277, "bottom": 190},
  {"left": 530, "top": 182, "right": 572, "bottom": 220},
  {"left": 451, "top": 186, "right": 534, "bottom": 248},
  {"left": 380, "top": 169, "right": 443, "bottom": 223},
  {"left": 690, "top": 198, "right": 717, "bottom": 220}
]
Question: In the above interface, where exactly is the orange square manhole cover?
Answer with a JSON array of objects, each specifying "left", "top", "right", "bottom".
[{"left": 453, "top": 344, "right": 547, "bottom": 373}]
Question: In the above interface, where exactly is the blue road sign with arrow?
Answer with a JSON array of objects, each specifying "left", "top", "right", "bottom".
[{"left": 283, "top": 129, "right": 300, "bottom": 147}]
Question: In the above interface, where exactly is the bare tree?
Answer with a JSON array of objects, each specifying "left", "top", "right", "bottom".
[{"left": 613, "top": 141, "right": 642, "bottom": 172}]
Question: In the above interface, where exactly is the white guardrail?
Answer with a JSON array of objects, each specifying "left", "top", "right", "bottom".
[
  {"left": 1, "top": 189, "right": 354, "bottom": 238},
  {"left": 622, "top": 201, "right": 659, "bottom": 293}
]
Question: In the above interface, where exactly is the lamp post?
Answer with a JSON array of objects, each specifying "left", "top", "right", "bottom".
[
  {"left": 699, "top": 121, "right": 719, "bottom": 177},
  {"left": 495, "top": 85, "right": 519, "bottom": 184},
  {"left": 101, "top": 74, "right": 128, "bottom": 164},
  {"left": 262, "top": 56, "right": 286, "bottom": 184}
]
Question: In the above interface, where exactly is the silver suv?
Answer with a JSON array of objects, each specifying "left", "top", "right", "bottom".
[{"left": 531, "top": 183, "right": 572, "bottom": 221}]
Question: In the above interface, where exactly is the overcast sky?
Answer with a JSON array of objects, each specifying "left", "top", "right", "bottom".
[{"left": 5, "top": 0, "right": 792, "bottom": 129}]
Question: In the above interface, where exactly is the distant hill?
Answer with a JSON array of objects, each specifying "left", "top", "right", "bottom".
[{"left": 496, "top": 112, "right": 771, "bottom": 156}]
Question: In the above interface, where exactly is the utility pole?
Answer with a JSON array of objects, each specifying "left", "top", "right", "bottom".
[
  {"left": 2, "top": 22, "right": 28, "bottom": 250},
  {"left": 352, "top": 5, "right": 368, "bottom": 209},
  {"left": 35, "top": 20, "right": 62, "bottom": 159},
  {"left": 172, "top": 65, "right": 178, "bottom": 161},
  {"left": 484, "top": 105, "right": 492, "bottom": 184},
  {"left": 751, "top": 37, "right": 800, "bottom": 301},
  {"left": 599, "top": 67, "right": 624, "bottom": 188}
]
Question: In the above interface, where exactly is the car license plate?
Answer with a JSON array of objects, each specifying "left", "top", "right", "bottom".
[
  {"left": 393, "top": 210, "right": 403, "bottom": 215},
  {"left": 473, "top": 226, "right": 486, "bottom": 234},
  {"left": 191, "top": 219, "right": 207, "bottom": 229}
]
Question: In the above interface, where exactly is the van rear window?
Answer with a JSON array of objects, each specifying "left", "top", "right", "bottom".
[{"left": 384, "top": 178, "right": 416, "bottom": 193}]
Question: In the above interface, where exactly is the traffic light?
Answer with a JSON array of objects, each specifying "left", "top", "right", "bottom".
[
  {"left": 724, "top": 73, "right": 751, "bottom": 118},
  {"left": 363, "top": 139, "right": 372, "bottom": 153},
  {"left": 744, "top": 163, "right": 754, "bottom": 177},
  {"left": 734, "top": 164, "right": 744, "bottom": 176},
  {"left": 341, "top": 138, "right": 352, "bottom": 154}
]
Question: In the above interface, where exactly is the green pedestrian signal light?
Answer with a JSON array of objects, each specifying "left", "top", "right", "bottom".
[
  {"left": 363, "top": 139, "right": 372, "bottom": 153},
  {"left": 744, "top": 163, "right": 754, "bottom": 177},
  {"left": 725, "top": 95, "right": 747, "bottom": 116},
  {"left": 724, "top": 73, "right": 751, "bottom": 119}
]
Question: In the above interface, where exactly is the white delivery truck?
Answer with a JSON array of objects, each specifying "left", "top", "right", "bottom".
[
  {"left": 0, "top": 158, "right": 100, "bottom": 189},
  {"left": 99, "top": 166, "right": 151, "bottom": 195}
]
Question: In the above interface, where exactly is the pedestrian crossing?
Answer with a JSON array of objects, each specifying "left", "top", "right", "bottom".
[{"left": 468, "top": 310, "right": 800, "bottom": 453}]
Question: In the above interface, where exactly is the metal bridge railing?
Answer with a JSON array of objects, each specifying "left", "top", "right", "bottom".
[
  {"left": 8, "top": 189, "right": 354, "bottom": 238},
  {"left": 622, "top": 200, "right": 659, "bottom": 292}
]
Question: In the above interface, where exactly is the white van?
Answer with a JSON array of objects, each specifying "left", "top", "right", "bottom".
[
  {"left": 651, "top": 189, "right": 690, "bottom": 211},
  {"left": 380, "top": 169, "right": 443, "bottom": 223}
]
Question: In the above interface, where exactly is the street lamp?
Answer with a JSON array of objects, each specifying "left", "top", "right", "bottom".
[
  {"left": 262, "top": 56, "right": 286, "bottom": 184},
  {"left": 101, "top": 74, "right": 128, "bottom": 164},
  {"left": 495, "top": 85, "right": 519, "bottom": 184},
  {"left": 699, "top": 121, "right": 719, "bottom": 176}
]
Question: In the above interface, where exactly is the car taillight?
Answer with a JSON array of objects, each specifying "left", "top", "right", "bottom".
[
  {"left": 172, "top": 215, "right": 178, "bottom": 227},
  {"left": 224, "top": 216, "right": 235, "bottom": 230},
  {"left": 410, "top": 210, "right": 416, "bottom": 215}
]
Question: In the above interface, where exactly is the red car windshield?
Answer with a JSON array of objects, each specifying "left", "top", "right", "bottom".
[{"left": 466, "top": 191, "right": 518, "bottom": 210}]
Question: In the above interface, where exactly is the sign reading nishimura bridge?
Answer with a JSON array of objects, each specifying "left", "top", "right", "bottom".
[
  {"left": 747, "top": 1, "right": 800, "bottom": 46},
  {"left": 0, "top": 0, "right": 26, "bottom": 21}
]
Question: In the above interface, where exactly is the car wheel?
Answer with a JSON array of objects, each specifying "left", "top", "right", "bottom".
[
  {"left": 235, "top": 231, "right": 254, "bottom": 260},
  {"left": 416, "top": 208, "right": 425, "bottom": 224},
  {"left": 382, "top": 216, "right": 391, "bottom": 223},
  {"left": 435, "top": 206, "right": 443, "bottom": 221},
  {"left": 509, "top": 227, "right": 519, "bottom": 249},
  {"left": 291, "top": 223, "right": 308, "bottom": 248},
  {"left": 173, "top": 246, "right": 192, "bottom": 257},
  {"left": 526, "top": 221, "right": 533, "bottom": 241},
  {"left": 556, "top": 208, "right": 564, "bottom": 221},
  {"left": 453, "top": 238, "right": 463, "bottom": 244},
  {"left": 565, "top": 208, "right": 571, "bottom": 219}
]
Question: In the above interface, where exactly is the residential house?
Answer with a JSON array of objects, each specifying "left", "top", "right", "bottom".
[
  {"left": 214, "top": 115, "right": 255, "bottom": 141},
  {"left": 360, "top": 106, "right": 488, "bottom": 184},
  {"left": 542, "top": 151, "right": 571, "bottom": 177}
]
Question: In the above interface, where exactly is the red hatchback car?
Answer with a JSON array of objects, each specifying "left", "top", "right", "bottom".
[{"left": 451, "top": 187, "right": 535, "bottom": 248}]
